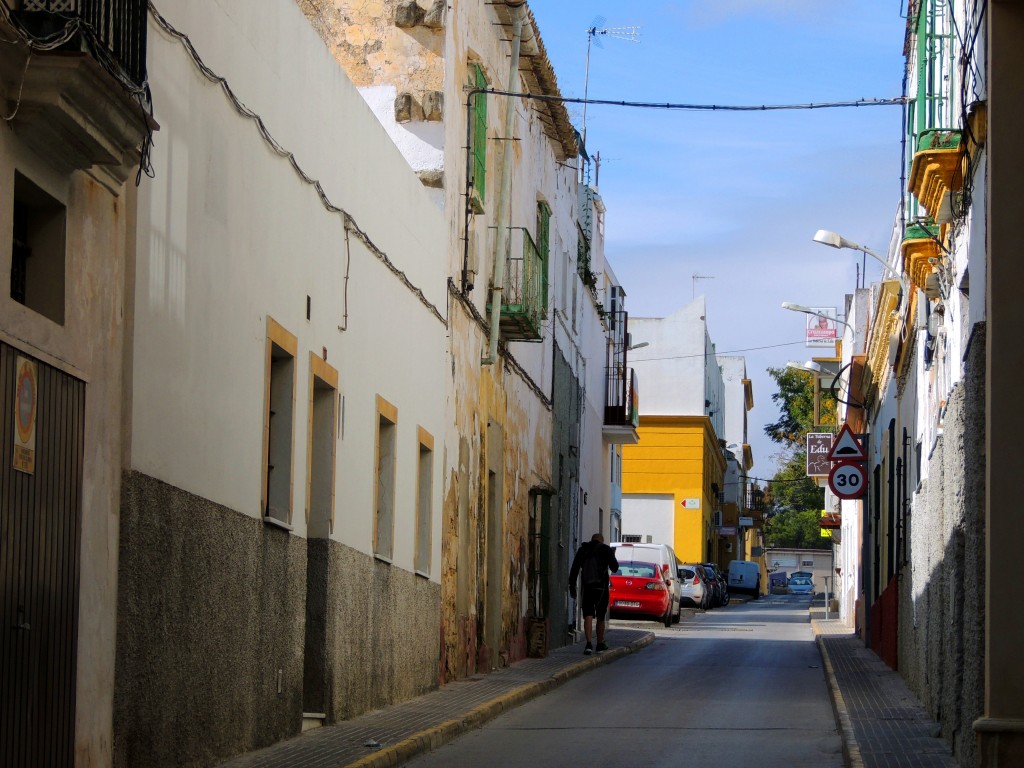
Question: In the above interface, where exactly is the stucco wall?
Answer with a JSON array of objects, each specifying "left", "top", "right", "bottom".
[
  {"left": 116, "top": 471, "right": 307, "bottom": 767},
  {"left": 319, "top": 539, "right": 441, "bottom": 721},
  {"left": 116, "top": 471, "right": 441, "bottom": 766},
  {"left": 899, "top": 323, "right": 985, "bottom": 768}
]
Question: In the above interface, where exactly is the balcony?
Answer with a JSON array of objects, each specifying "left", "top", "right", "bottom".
[
  {"left": 1, "top": 0, "right": 152, "bottom": 183},
  {"left": 604, "top": 366, "right": 639, "bottom": 444},
  {"left": 900, "top": 222, "right": 942, "bottom": 296},
  {"left": 909, "top": 129, "right": 963, "bottom": 223},
  {"left": 746, "top": 488, "right": 766, "bottom": 513},
  {"left": 490, "top": 227, "right": 546, "bottom": 342}
]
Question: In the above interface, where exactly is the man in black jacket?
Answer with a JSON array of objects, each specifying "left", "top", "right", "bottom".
[{"left": 569, "top": 533, "right": 619, "bottom": 654}]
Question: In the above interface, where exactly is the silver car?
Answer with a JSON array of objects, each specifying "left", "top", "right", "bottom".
[
  {"left": 787, "top": 576, "right": 815, "bottom": 596},
  {"left": 677, "top": 564, "right": 711, "bottom": 609}
]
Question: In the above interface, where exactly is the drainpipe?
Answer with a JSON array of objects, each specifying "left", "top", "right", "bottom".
[{"left": 483, "top": 3, "right": 525, "bottom": 366}]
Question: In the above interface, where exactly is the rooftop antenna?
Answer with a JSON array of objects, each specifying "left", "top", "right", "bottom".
[
  {"left": 583, "top": 18, "right": 640, "bottom": 150},
  {"left": 692, "top": 273, "right": 715, "bottom": 299}
]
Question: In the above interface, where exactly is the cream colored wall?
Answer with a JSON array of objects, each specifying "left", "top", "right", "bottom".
[
  {"left": 0, "top": 130, "right": 132, "bottom": 767},
  {"left": 133, "top": 0, "right": 447, "bottom": 577}
]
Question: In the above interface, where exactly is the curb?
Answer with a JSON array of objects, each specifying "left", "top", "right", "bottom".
[
  {"left": 345, "top": 632, "right": 656, "bottom": 768},
  {"left": 812, "top": 621, "right": 865, "bottom": 768}
]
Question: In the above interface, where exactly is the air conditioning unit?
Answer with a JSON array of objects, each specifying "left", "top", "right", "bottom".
[{"left": 725, "top": 542, "right": 733, "bottom": 553}]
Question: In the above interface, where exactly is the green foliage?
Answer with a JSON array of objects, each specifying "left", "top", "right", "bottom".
[
  {"left": 762, "top": 365, "right": 834, "bottom": 550},
  {"left": 765, "top": 507, "right": 832, "bottom": 549},
  {"left": 763, "top": 366, "right": 837, "bottom": 449}
]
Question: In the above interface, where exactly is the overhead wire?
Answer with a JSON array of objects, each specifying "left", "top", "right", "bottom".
[{"left": 148, "top": 2, "right": 447, "bottom": 327}]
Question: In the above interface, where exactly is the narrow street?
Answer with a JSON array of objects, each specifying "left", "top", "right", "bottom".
[{"left": 406, "top": 596, "right": 841, "bottom": 768}]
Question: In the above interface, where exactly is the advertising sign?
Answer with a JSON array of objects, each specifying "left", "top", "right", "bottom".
[
  {"left": 806, "top": 432, "right": 833, "bottom": 477},
  {"left": 805, "top": 307, "right": 838, "bottom": 348},
  {"left": 13, "top": 356, "right": 37, "bottom": 474}
]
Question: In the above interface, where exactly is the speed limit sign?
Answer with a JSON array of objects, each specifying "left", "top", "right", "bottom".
[{"left": 828, "top": 460, "right": 867, "bottom": 499}]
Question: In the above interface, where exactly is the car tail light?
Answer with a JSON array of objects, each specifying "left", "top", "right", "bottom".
[
  {"left": 693, "top": 575, "right": 701, "bottom": 584},
  {"left": 645, "top": 581, "right": 666, "bottom": 591}
]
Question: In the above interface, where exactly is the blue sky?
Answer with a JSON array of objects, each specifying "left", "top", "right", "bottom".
[{"left": 528, "top": 0, "right": 909, "bottom": 477}]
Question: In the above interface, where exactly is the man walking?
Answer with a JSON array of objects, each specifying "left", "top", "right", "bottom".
[{"left": 569, "top": 533, "right": 619, "bottom": 655}]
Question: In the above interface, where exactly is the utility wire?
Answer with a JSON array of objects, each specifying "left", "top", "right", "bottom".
[
  {"left": 149, "top": 2, "right": 446, "bottom": 327},
  {"left": 631, "top": 340, "right": 808, "bottom": 362},
  {"left": 480, "top": 88, "right": 906, "bottom": 113}
]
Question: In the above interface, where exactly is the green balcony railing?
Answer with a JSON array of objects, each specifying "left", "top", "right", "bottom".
[{"left": 491, "top": 227, "right": 546, "bottom": 341}]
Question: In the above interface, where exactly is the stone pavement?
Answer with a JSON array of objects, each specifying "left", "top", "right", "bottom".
[
  {"left": 217, "top": 627, "right": 653, "bottom": 768},
  {"left": 811, "top": 606, "right": 958, "bottom": 768}
]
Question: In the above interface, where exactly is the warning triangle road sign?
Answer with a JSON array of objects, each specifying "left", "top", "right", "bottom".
[{"left": 827, "top": 423, "right": 866, "bottom": 461}]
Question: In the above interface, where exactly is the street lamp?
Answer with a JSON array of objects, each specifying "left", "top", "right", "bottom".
[
  {"left": 812, "top": 229, "right": 910, "bottom": 294},
  {"left": 781, "top": 302, "right": 854, "bottom": 334}
]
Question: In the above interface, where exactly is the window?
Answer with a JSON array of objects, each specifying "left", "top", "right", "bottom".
[
  {"left": 374, "top": 396, "right": 398, "bottom": 560},
  {"left": 307, "top": 354, "right": 338, "bottom": 539},
  {"left": 536, "top": 201, "right": 550, "bottom": 312},
  {"left": 10, "top": 171, "right": 66, "bottom": 324},
  {"left": 469, "top": 63, "right": 488, "bottom": 209},
  {"left": 414, "top": 428, "right": 434, "bottom": 575},
  {"left": 263, "top": 317, "right": 298, "bottom": 527}
]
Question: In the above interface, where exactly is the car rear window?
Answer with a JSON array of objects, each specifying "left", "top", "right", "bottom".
[
  {"left": 790, "top": 577, "right": 812, "bottom": 585},
  {"left": 680, "top": 568, "right": 696, "bottom": 580},
  {"left": 617, "top": 563, "right": 657, "bottom": 578}
]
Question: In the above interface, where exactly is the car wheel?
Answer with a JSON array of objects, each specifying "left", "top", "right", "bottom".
[
  {"left": 673, "top": 599, "right": 682, "bottom": 623},
  {"left": 663, "top": 605, "right": 673, "bottom": 627}
]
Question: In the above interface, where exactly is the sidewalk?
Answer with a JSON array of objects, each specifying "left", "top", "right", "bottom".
[
  {"left": 218, "top": 628, "right": 653, "bottom": 768},
  {"left": 811, "top": 606, "right": 957, "bottom": 768}
]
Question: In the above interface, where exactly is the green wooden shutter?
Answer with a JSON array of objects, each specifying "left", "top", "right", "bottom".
[
  {"left": 472, "top": 65, "right": 487, "bottom": 203},
  {"left": 537, "top": 202, "right": 550, "bottom": 313}
]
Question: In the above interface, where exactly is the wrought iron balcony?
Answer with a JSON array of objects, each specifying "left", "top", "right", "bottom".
[
  {"left": 3, "top": 0, "right": 153, "bottom": 181},
  {"left": 490, "top": 227, "right": 547, "bottom": 342},
  {"left": 15, "top": 0, "right": 148, "bottom": 89},
  {"left": 746, "top": 488, "right": 766, "bottom": 512},
  {"left": 605, "top": 366, "right": 638, "bottom": 429}
]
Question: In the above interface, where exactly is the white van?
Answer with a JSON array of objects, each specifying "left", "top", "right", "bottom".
[
  {"left": 727, "top": 560, "right": 762, "bottom": 596},
  {"left": 611, "top": 542, "right": 682, "bottom": 624}
]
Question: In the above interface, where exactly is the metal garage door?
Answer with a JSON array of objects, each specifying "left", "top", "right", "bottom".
[{"left": 1, "top": 342, "right": 84, "bottom": 768}]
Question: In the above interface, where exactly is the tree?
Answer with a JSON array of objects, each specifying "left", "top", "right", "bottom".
[{"left": 761, "top": 366, "right": 836, "bottom": 550}]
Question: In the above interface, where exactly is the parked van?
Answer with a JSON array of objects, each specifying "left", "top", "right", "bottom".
[
  {"left": 727, "top": 559, "right": 762, "bottom": 596},
  {"left": 611, "top": 543, "right": 682, "bottom": 625}
]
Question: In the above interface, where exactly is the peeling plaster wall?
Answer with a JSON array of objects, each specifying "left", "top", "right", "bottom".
[
  {"left": 0, "top": 130, "right": 134, "bottom": 767},
  {"left": 899, "top": 325, "right": 985, "bottom": 768},
  {"left": 299, "top": 0, "right": 582, "bottom": 680}
]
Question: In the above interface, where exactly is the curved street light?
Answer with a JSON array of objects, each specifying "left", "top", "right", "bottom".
[
  {"left": 812, "top": 229, "right": 910, "bottom": 295},
  {"left": 781, "top": 301, "right": 855, "bottom": 334}
]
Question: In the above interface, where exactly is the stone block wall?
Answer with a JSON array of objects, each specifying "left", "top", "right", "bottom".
[
  {"left": 115, "top": 471, "right": 441, "bottom": 766},
  {"left": 898, "top": 323, "right": 985, "bottom": 768}
]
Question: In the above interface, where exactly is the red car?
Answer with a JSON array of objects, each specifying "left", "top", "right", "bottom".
[{"left": 609, "top": 560, "right": 673, "bottom": 627}]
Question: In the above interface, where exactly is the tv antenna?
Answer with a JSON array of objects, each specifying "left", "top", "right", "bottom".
[
  {"left": 582, "top": 18, "right": 640, "bottom": 149},
  {"left": 692, "top": 273, "right": 715, "bottom": 299}
]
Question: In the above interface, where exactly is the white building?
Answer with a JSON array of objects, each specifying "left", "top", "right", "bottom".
[{"left": 114, "top": 1, "right": 448, "bottom": 763}]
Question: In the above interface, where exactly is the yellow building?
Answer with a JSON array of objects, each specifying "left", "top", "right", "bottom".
[{"left": 622, "top": 416, "right": 726, "bottom": 564}]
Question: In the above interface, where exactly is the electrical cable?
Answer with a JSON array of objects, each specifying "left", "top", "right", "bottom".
[
  {"left": 479, "top": 88, "right": 905, "bottom": 114},
  {"left": 149, "top": 2, "right": 447, "bottom": 328},
  {"left": 630, "top": 340, "right": 808, "bottom": 362}
]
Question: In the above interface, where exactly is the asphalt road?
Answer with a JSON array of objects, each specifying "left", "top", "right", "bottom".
[{"left": 406, "top": 593, "right": 842, "bottom": 768}]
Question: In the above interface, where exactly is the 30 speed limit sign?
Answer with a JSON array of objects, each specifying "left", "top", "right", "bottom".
[{"left": 828, "top": 460, "right": 867, "bottom": 499}]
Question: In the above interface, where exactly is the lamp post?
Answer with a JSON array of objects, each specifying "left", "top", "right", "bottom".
[
  {"left": 812, "top": 229, "right": 910, "bottom": 296},
  {"left": 781, "top": 302, "right": 855, "bottom": 335}
]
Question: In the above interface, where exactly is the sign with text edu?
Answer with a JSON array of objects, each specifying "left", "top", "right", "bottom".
[{"left": 806, "top": 432, "right": 833, "bottom": 477}]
